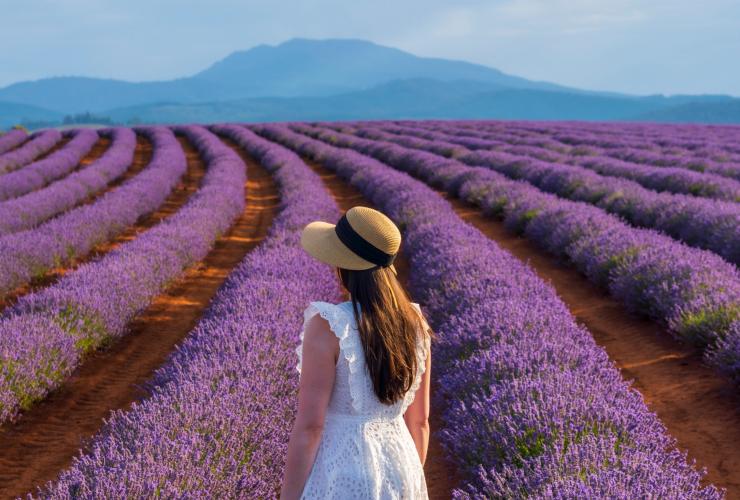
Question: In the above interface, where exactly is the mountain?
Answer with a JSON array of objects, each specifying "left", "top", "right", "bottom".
[
  {"left": 1, "top": 38, "right": 737, "bottom": 126},
  {"left": 104, "top": 79, "right": 740, "bottom": 124},
  {"left": 192, "top": 38, "right": 574, "bottom": 97},
  {"left": 0, "top": 76, "right": 218, "bottom": 115},
  {"left": 0, "top": 101, "right": 62, "bottom": 128},
  {"left": 0, "top": 38, "right": 588, "bottom": 115}
]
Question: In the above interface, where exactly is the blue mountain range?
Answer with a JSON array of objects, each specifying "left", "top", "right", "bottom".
[{"left": 1, "top": 38, "right": 737, "bottom": 127}]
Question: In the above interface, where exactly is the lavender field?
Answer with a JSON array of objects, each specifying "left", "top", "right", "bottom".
[{"left": 0, "top": 120, "right": 738, "bottom": 498}]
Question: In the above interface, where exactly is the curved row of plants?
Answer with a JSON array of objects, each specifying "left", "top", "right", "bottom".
[
  {"left": 0, "top": 127, "right": 176, "bottom": 297},
  {"left": 500, "top": 121, "right": 740, "bottom": 179},
  {"left": 37, "top": 125, "right": 342, "bottom": 498},
  {"left": 353, "top": 123, "right": 739, "bottom": 265},
  {"left": 258, "top": 123, "right": 721, "bottom": 498},
  {"left": 0, "top": 126, "right": 245, "bottom": 424},
  {"left": 0, "top": 128, "right": 28, "bottom": 155},
  {"left": 295, "top": 123, "right": 740, "bottom": 383},
  {"left": 0, "top": 129, "right": 98, "bottom": 202},
  {"left": 421, "top": 121, "right": 740, "bottom": 176},
  {"left": 435, "top": 120, "right": 740, "bottom": 180},
  {"left": 0, "top": 129, "right": 63, "bottom": 175},
  {"left": 408, "top": 121, "right": 740, "bottom": 198},
  {"left": 0, "top": 128, "right": 135, "bottom": 235}
]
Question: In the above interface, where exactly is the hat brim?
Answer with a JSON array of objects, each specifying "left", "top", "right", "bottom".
[{"left": 301, "top": 221, "right": 397, "bottom": 275}]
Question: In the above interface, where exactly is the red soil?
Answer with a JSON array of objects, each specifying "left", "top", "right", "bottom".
[
  {"left": 77, "top": 136, "right": 110, "bottom": 168},
  {"left": 304, "top": 159, "right": 460, "bottom": 499},
  {"left": 0, "top": 138, "right": 279, "bottom": 498}
]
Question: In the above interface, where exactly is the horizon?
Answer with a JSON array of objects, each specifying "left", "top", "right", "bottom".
[{"left": 1, "top": 0, "right": 738, "bottom": 97}]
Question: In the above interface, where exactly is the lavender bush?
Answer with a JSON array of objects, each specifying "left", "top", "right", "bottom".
[
  {"left": 0, "top": 129, "right": 98, "bottom": 202},
  {"left": 0, "top": 129, "right": 62, "bottom": 175},
  {"left": 497, "top": 120, "right": 740, "bottom": 180},
  {"left": 0, "top": 127, "right": 179, "bottom": 297},
  {"left": 0, "top": 128, "right": 136, "bottom": 235},
  {"left": 388, "top": 121, "right": 740, "bottom": 201},
  {"left": 349, "top": 123, "right": 740, "bottom": 264},
  {"left": 0, "top": 125, "right": 244, "bottom": 423},
  {"left": 258, "top": 123, "right": 720, "bottom": 498},
  {"left": 423, "top": 119, "right": 740, "bottom": 169},
  {"left": 0, "top": 128, "right": 28, "bottom": 155}
]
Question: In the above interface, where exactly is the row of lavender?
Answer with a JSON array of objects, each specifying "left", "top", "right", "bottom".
[
  {"left": 447, "top": 120, "right": 740, "bottom": 187},
  {"left": 399, "top": 121, "right": 740, "bottom": 201},
  {"left": 0, "top": 129, "right": 28, "bottom": 155},
  {"left": 499, "top": 120, "right": 740, "bottom": 178},
  {"left": 0, "top": 127, "right": 168, "bottom": 297},
  {"left": 0, "top": 126, "right": 244, "bottom": 424},
  {"left": 437, "top": 120, "right": 740, "bottom": 180},
  {"left": 296, "top": 124, "right": 740, "bottom": 383},
  {"left": 37, "top": 125, "right": 343, "bottom": 498},
  {"left": 347, "top": 123, "right": 739, "bottom": 264},
  {"left": 0, "top": 128, "right": 98, "bottom": 202},
  {"left": 0, "top": 129, "right": 63, "bottom": 175},
  {"left": 257, "top": 124, "right": 720, "bottom": 497},
  {"left": 0, "top": 128, "right": 135, "bottom": 235}
]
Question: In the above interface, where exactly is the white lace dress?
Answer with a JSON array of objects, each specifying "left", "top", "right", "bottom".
[{"left": 295, "top": 300, "right": 431, "bottom": 500}]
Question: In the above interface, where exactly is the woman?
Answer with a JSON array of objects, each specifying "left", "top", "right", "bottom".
[{"left": 280, "top": 206, "right": 433, "bottom": 500}]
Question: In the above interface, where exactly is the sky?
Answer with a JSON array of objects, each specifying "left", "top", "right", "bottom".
[{"left": 1, "top": 0, "right": 738, "bottom": 96}]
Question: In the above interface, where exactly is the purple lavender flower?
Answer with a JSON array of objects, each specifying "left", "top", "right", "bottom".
[{"left": 0, "top": 129, "right": 62, "bottom": 175}]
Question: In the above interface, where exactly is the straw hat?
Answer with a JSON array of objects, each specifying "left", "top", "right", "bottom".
[{"left": 301, "top": 206, "right": 401, "bottom": 274}]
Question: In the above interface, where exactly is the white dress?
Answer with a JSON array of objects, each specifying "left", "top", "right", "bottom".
[{"left": 295, "top": 300, "right": 431, "bottom": 500}]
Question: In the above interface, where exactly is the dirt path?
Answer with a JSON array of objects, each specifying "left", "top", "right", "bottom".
[
  {"left": 303, "top": 159, "right": 459, "bottom": 499},
  {"left": 77, "top": 136, "right": 110, "bottom": 169},
  {"left": 439, "top": 193, "right": 740, "bottom": 497},
  {"left": 0, "top": 138, "right": 279, "bottom": 498},
  {"left": 0, "top": 135, "right": 151, "bottom": 312}
]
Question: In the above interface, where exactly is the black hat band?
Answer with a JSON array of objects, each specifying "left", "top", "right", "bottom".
[{"left": 335, "top": 214, "right": 396, "bottom": 267}]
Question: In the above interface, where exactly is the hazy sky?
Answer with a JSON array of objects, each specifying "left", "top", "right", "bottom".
[{"left": 1, "top": 0, "right": 738, "bottom": 95}]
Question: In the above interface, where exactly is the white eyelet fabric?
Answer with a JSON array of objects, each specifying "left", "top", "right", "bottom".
[{"left": 296, "top": 301, "right": 431, "bottom": 499}]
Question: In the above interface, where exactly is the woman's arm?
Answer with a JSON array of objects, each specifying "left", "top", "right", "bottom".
[
  {"left": 280, "top": 315, "right": 338, "bottom": 500},
  {"left": 403, "top": 341, "right": 431, "bottom": 466}
]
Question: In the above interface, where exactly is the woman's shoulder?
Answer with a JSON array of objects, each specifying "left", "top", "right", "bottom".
[{"left": 303, "top": 301, "right": 353, "bottom": 336}]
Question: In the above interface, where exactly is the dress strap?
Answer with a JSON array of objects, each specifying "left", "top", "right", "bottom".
[{"left": 296, "top": 301, "right": 365, "bottom": 413}]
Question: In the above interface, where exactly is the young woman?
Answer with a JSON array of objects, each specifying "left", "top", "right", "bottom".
[{"left": 280, "top": 206, "right": 433, "bottom": 500}]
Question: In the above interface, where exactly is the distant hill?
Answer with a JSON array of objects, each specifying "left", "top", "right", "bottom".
[
  {"left": 192, "top": 38, "right": 575, "bottom": 98},
  {"left": 0, "top": 38, "right": 576, "bottom": 115},
  {"left": 0, "top": 38, "right": 738, "bottom": 126},
  {"left": 0, "top": 100, "right": 62, "bottom": 128},
  {"left": 104, "top": 79, "right": 740, "bottom": 124}
]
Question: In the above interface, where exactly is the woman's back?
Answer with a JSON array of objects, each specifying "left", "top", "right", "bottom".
[{"left": 295, "top": 300, "right": 430, "bottom": 499}]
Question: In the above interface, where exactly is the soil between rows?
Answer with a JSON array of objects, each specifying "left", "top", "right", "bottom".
[
  {"left": 0, "top": 137, "right": 279, "bottom": 498},
  {"left": 439, "top": 192, "right": 740, "bottom": 498},
  {"left": 74, "top": 135, "right": 110, "bottom": 170},
  {"left": 302, "top": 158, "right": 459, "bottom": 500}
]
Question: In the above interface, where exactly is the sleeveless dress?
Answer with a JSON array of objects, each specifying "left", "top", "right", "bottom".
[{"left": 295, "top": 300, "right": 431, "bottom": 500}]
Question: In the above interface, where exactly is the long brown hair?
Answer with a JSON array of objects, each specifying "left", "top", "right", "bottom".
[{"left": 338, "top": 266, "right": 432, "bottom": 405}]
